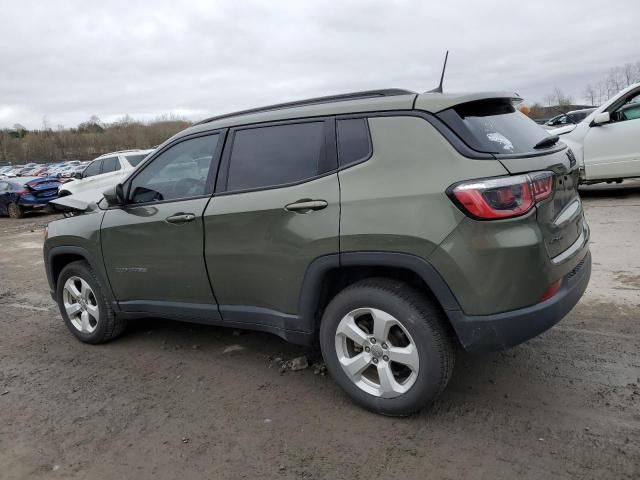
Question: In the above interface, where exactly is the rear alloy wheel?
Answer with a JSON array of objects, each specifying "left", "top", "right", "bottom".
[
  {"left": 7, "top": 203, "right": 23, "bottom": 219},
  {"left": 320, "top": 278, "right": 455, "bottom": 416},
  {"left": 334, "top": 307, "right": 420, "bottom": 398}
]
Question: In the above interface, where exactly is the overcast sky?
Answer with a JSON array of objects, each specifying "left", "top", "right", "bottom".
[{"left": 1, "top": 0, "right": 639, "bottom": 129}]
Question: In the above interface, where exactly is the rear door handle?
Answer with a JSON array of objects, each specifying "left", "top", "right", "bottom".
[
  {"left": 165, "top": 213, "right": 196, "bottom": 224},
  {"left": 284, "top": 199, "right": 328, "bottom": 213}
]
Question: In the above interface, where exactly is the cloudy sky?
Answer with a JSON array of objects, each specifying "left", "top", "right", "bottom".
[{"left": 1, "top": 0, "right": 639, "bottom": 129}]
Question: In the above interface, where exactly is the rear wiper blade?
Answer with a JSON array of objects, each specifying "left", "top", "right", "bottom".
[{"left": 533, "top": 135, "right": 560, "bottom": 149}]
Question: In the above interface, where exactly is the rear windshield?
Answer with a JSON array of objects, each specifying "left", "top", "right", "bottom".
[
  {"left": 438, "top": 98, "right": 551, "bottom": 155},
  {"left": 125, "top": 154, "right": 147, "bottom": 167}
]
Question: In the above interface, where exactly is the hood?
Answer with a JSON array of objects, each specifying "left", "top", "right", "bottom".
[
  {"left": 548, "top": 124, "right": 576, "bottom": 136},
  {"left": 50, "top": 194, "right": 99, "bottom": 213}
]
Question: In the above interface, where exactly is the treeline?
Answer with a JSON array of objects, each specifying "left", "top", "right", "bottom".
[
  {"left": 520, "top": 60, "right": 640, "bottom": 120},
  {"left": 0, "top": 114, "right": 192, "bottom": 164},
  {"left": 535, "top": 60, "right": 640, "bottom": 110}
]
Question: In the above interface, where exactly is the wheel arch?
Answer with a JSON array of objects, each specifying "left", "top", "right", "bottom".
[
  {"left": 298, "top": 252, "right": 463, "bottom": 336},
  {"left": 46, "top": 246, "right": 117, "bottom": 309}
]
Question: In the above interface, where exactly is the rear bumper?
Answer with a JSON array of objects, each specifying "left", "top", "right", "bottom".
[
  {"left": 451, "top": 250, "right": 591, "bottom": 352},
  {"left": 18, "top": 196, "right": 57, "bottom": 209}
]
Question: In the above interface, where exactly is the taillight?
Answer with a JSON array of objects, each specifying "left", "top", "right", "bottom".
[
  {"left": 15, "top": 189, "right": 29, "bottom": 195},
  {"left": 448, "top": 171, "right": 554, "bottom": 220}
]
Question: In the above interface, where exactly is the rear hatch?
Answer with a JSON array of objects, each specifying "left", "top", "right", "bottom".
[
  {"left": 437, "top": 98, "right": 585, "bottom": 259},
  {"left": 25, "top": 177, "right": 60, "bottom": 201}
]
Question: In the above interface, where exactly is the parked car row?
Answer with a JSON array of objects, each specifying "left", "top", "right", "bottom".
[
  {"left": 0, "top": 149, "right": 154, "bottom": 218},
  {"left": 0, "top": 160, "right": 89, "bottom": 180}
]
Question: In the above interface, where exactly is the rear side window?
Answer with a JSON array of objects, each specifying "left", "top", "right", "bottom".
[
  {"left": 102, "top": 156, "right": 121, "bottom": 173},
  {"left": 337, "top": 118, "right": 371, "bottom": 167},
  {"left": 83, "top": 160, "right": 102, "bottom": 178},
  {"left": 438, "top": 99, "right": 550, "bottom": 155},
  {"left": 125, "top": 154, "right": 147, "bottom": 167},
  {"left": 227, "top": 122, "right": 326, "bottom": 191}
]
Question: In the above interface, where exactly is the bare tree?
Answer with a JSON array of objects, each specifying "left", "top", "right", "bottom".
[
  {"left": 583, "top": 84, "right": 597, "bottom": 106},
  {"left": 543, "top": 94, "right": 555, "bottom": 107},
  {"left": 623, "top": 63, "right": 635, "bottom": 87}
]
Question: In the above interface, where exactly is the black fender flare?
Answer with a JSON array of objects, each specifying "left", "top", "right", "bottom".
[
  {"left": 297, "top": 251, "right": 463, "bottom": 333},
  {"left": 45, "top": 245, "right": 118, "bottom": 310}
]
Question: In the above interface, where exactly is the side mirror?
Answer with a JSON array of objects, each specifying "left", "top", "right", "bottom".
[
  {"left": 103, "top": 183, "right": 126, "bottom": 207},
  {"left": 73, "top": 172, "right": 83, "bottom": 179},
  {"left": 591, "top": 112, "right": 610, "bottom": 126}
]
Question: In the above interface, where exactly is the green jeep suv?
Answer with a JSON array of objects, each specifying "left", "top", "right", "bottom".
[{"left": 44, "top": 89, "right": 591, "bottom": 415}]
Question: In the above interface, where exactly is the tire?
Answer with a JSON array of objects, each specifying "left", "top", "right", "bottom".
[
  {"left": 56, "top": 260, "right": 126, "bottom": 344},
  {"left": 8, "top": 203, "right": 23, "bottom": 219},
  {"left": 319, "top": 278, "right": 455, "bottom": 416}
]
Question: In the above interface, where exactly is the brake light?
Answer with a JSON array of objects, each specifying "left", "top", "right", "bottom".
[{"left": 448, "top": 171, "right": 554, "bottom": 220}]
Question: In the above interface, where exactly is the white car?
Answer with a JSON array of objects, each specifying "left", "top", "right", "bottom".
[
  {"left": 59, "top": 149, "right": 153, "bottom": 199},
  {"left": 558, "top": 83, "right": 640, "bottom": 184}
]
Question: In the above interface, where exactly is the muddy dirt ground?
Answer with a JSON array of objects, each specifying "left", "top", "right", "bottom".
[{"left": 0, "top": 183, "right": 639, "bottom": 480}]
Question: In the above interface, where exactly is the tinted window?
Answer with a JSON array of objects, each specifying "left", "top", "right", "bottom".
[
  {"left": 83, "top": 160, "right": 102, "bottom": 178},
  {"left": 129, "top": 134, "right": 219, "bottom": 204},
  {"left": 125, "top": 153, "right": 147, "bottom": 167},
  {"left": 337, "top": 118, "right": 371, "bottom": 166},
  {"left": 438, "top": 99, "right": 550, "bottom": 154},
  {"left": 227, "top": 122, "right": 325, "bottom": 191},
  {"left": 102, "top": 156, "right": 121, "bottom": 173}
]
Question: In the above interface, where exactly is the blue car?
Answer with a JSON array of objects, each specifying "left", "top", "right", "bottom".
[{"left": 0, "top": 176, "right": 61, "bottom": 218}]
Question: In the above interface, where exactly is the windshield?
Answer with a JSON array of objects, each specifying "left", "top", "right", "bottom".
[
  {"left": 125, "top": 154, "right": 148, "bottom": 167},
  {"left": 438, "top": 98, "right": 552, "bottom": 155}
]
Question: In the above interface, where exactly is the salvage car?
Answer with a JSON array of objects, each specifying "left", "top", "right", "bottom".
[
  {"left": 558, "top": 82, "right": 640, "bottom": 183},
  {"left": 58, "top": 149, "right": 153, "bottom": 200},
  {"left": 45, "top": 89, "right": 591, "bottom": 415},
  {"left": 543, "top": 108, "right": 596, "bottom": 130},
  {"left": 0, "top": 176, "right": 61, "bottom": 218}
]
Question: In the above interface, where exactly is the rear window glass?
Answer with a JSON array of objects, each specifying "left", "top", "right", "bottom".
[
  {"left": 125, "top": 154, "right": 147, "bottom": 167},
  {"left": 337, "top": 118, "right": 371, "bottom": 166},
  {"left": 438, "top": 99, "right": 550, "bottom": 155}
]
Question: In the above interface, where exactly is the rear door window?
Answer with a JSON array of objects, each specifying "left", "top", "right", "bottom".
[
  {"left": 125, "top": 153, "right": 147, "bottom": 167},
  {"left": 337, "top": 118, "right": 371, "bottom": 167},
  {"left": 102, "top": 156, "right": 121, "bottom": 173},
  {"left": 438, "top": 98, "right": 551, "bottom": 155},
  {"left": 226, "top": 122, "right": 327, "bottom": 191}
]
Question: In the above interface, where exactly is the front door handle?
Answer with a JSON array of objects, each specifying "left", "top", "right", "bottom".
[
  {"left": 284, "top": 199, "right": 328, "bottom": 213},
  {"left": 165, "top": 213, "right": 196, "bottom": 224}
]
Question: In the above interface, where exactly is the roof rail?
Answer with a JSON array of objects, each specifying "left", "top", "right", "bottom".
[
  {"left": 97, "top": 149, "right": 143, "bottom": 157},
  {"left": 195, "top": 88, "right": 416, "bottom": 126}
]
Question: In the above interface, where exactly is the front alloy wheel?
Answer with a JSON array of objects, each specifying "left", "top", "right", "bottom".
[
  {"left": 56, "top": 260, "right": 126, "bottom": 344},
  {"left": 63, "top": 276, "right": 100, "bottom": 334}
]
